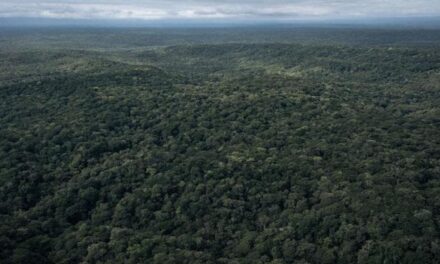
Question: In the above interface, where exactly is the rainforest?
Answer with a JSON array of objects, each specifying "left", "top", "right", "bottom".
[{"left": 1, "top": 27, "right": 440, "bottom": 263}]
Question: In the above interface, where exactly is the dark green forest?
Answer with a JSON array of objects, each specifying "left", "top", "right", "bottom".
[{"left": 1, "top": 28, "right": 440, "bottom": 263}]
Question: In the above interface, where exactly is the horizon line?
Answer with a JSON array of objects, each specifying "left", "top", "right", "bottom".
[{"left": 1, "top": 16, "right": 440, "bottom": 29}]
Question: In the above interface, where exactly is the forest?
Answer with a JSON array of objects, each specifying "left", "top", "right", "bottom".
[{"left": 1, "top": 27, "right": 440, "bottom": 263}]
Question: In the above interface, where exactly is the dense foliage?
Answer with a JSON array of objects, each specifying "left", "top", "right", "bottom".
[{"left": 1, "top": 28, "right": 440, "bottom": 263}]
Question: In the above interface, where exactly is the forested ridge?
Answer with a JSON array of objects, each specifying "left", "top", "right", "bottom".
[{"left": 1, "top": 29, "right": 440, "bottom": 263}]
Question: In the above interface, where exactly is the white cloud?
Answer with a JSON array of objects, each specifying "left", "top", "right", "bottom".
[{"left": 0, "top": 0, "right": 439, "bottom": 20}]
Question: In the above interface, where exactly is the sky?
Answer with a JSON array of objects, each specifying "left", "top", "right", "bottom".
[{"left": 0, "top": 0, "right": 439, "bottom": 22}]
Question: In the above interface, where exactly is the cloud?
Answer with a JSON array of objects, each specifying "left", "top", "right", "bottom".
[
  {"left": 0, "top": 0, "right": 439, "bottom": 20},
  {"left": 0, "top": 3, "right": 167, "bottom": 19}
]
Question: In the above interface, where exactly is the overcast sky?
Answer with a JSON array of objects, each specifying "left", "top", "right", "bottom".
[{"left": 1, "top": 0, "right": 439, "bottom": 21}]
